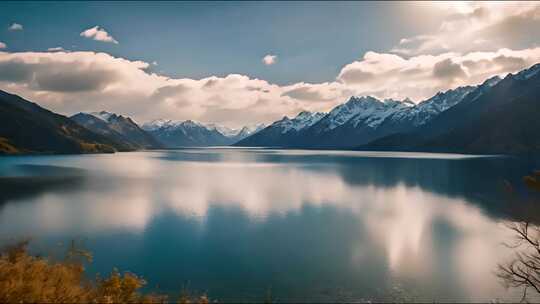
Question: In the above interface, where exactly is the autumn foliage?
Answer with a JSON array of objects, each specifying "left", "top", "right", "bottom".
[{"left": 0, "top": 241, "right": 209, "bottom": 303}]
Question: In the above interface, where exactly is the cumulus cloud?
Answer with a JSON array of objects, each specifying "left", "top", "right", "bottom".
[
  {"left": 8, "top": 23, "right": 23, "bottom": 31},
  {"left": 0, "top": 46, "right": 539, "bottom": 127},
  {"left": 0, "top": 42, "right": 6, "bottom": 49},
  {"left": 337, "top": 48, "right": 540, "bottom": 101},
  {"left": 432, "top": 58, "right": 467, "bottom": 81},
  {"left": 0, "top": 52, "right": 127, "bottom": 92},
  {"left": 80, "top": 26, "right": 119, "bottom": 44},
  {"left": 281, "top": 82, "right": 346, "bottom": 102},
  {"left": 0, "top": 51, "right": 324, "bottom": 127},
  {"left": 262, "top": 54, "right": 277, "bottom": 65}
]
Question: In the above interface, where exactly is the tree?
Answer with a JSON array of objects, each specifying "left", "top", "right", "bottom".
[
  {"left": 497, "top": 171, "right": 540, "bottom": 302},
  {"left": 0, "top": 240, "right": 208, "bottom": 303}
]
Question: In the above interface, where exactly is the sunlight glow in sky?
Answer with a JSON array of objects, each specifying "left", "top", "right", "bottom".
[{"left": 1, "top": 1, "right": 540, "bottom": 127}]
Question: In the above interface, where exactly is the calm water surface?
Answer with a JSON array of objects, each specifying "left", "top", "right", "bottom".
[{"left": 1, "top": 148, "right": 539, "bottom": 302}]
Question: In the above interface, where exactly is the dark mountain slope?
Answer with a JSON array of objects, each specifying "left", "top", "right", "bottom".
[
  {"left": 71, "top": 112, "right": 161, "bottom": 149},
  {"left": 0, "top": 90, "right": 132, "bottom": 154},
  {"left": 361, "top": 64, "right": 540, "bottom": 154}
]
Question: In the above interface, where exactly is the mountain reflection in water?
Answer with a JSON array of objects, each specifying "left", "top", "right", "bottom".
[{"left": 0, "top": 149, "right": 539, "bottom": 302}]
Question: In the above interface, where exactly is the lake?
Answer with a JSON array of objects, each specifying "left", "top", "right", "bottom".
[{"left": 0, "top": 148, "right": 539, "bottom": 302}]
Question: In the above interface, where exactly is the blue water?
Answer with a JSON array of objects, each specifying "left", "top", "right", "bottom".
[{"left": 0, "top": 148, "right": 539, "bottom": 302}]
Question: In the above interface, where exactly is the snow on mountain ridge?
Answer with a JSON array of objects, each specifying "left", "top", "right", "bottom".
[
  {"left": 402, "top": 85, "right": 477, "bottom": 126},
  {"left": 350, "top": 98, "right": 412, "bottom": 128},
  {"left": 143, "top": 119, "right": 266, "bottom": 139},
  {"left": 205, "top": 124, "right": 240, "bottom": 137},
  {"left": 271, "top": 111, "right": 325, "bottom": 134},
  {"left": 240, "top": 123, "right": 266, "bottom": 136},
  {"left": 515, "top": 63, "right": 540, "bottom": 80},
  {"left": 322, "top": 96, "right": 385, "bottom": 130},
  {"left": 141, "top": 119, "right": 177, "bottom": 131},
  {"left": 179, "top": 120, "right": 205, "bottom": 129},
  {"left": 89, "top": 111, "right": 115, "bottom": 122}
]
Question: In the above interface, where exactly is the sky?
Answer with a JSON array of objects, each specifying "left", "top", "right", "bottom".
[{"left": 1, "top": 1, "right": 540, "bottom": 127}]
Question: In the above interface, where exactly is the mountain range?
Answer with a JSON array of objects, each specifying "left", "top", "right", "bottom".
[
  {"left": 236, "top": 85, "right": 477, "bottom": 148},
  {"left": 361, "top": 64, "right": 540, "bottom": 154},
  {"left": 141, "top": 119, "right": 264, "bottom": 147},
  {"left": 236, "top": 63, "right": 540, "bottom": 153},
  {"left": 1, "top": 63, "right": 539, "bottom": 155},
  {"left": 0, "top": 89, "right": 265, "bottom": 154}
]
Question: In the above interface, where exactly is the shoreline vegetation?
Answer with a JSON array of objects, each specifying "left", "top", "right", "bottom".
[{"left": 0, "top": 241, "right": 210, "bottom": 304}]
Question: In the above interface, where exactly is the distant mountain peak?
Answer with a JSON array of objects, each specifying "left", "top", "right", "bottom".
[
  {"left": 345, "top": 96, "right": 381, "bottom": 107},
  {"left": 275, "top": 116, "right": 291, "bottom": 124},
  {"left": 322, "top": 96, "right": 385, "bottom": 130},
  {"left": 89, "top": 111, "right": 115, "bottom": 122},
  {"left": 401, "top": 98, "right": 415, "bottom": 106},
  {"left": 180, "top": 120, "right": 204, "bottom": 128},
  {"left": 141, "top": 119, "right": 175, "bottom": 131},
  {"left": 383, "top": 98, "right": 411, "bottom": 108}
]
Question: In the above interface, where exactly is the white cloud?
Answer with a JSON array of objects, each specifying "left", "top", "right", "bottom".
[
  {"left": 8, "top": 23, "right": 23, "bottom": 31},
  {"left": 47, "top": 47, "right": 66, "bottom": 52},
  {"left": 80, "top": 26, "right": 119, "bottom": 44},
  {"left": 262, "top": 54, "right": 277, "bottom": 65},
  {"left": 337, "top": 48, "right": 540, "bottom": 101},
  {"left": 0, "top": 47, "right": 539, "bottom": 127},
  {"left": 0, "top": 51, "right": 305, "bottom": 127},
  {"left": 0, "top": 42, "right": 6, "bottom": 49}
]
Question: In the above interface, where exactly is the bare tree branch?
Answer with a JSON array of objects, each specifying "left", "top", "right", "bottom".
[{"left": 497, "top": 171, "right": 540, "bottom": 302}]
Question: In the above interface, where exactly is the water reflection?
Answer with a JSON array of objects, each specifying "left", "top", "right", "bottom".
[{"left": 0, "top": 149, "right": 538, "bottom": 302}]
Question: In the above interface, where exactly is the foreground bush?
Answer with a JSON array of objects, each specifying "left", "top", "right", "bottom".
[{"left": 0, "top": 241, "right": 209, "bottom": 303}]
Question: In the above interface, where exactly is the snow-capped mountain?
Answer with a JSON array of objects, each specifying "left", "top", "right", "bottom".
[
  {"left": 71, "top": 111, "right": 161, "bottom": 149},
  {"left": 237, "top": 84, "right": 481, "bottom": 148},
  {"left": 318, "top": 96, "right": 391, "bottom": 131},
  {"left": 141, "top": 119, "right": 231, "bottom": 147},
  {"left": 205, "top": 122, "right": 266, "bottom": 141},
  {"left": 141, "top": 119, "right": 265, "bottom": 147},
  {"left": 205, "top": 124, "right": 238, "bottom": 137},
  {"left": 235, "top": 111, "right": 325, "bottom": 147},
  {"left": 89, "top": 111, "right": 114, "bottom": 122},
  {"left": 362, "top": 63, "right": 540, "bottom": 153},
  {"left": 272, "top": 111, "right": 326, "bottom": 134},
  {"left": 515, "top": 62, "right": 540, "bottom": 80},
  {"left": 239, "top": 123, "right": 266, "bottom": 136},
  {"left": 295, "top": 96, "right": 417, "bottom": 148},
  {"left": 373, "top": 85, "right": 478, "bottom": 137},
  {"left": 225, "top": 123, "right": 267, "bottom": 143},
  {"left": 347, "top": 98, "right": 414, "bottom": 129},
  {"left": 140, "top": 118, "right": 176, "bottom": 131}
]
